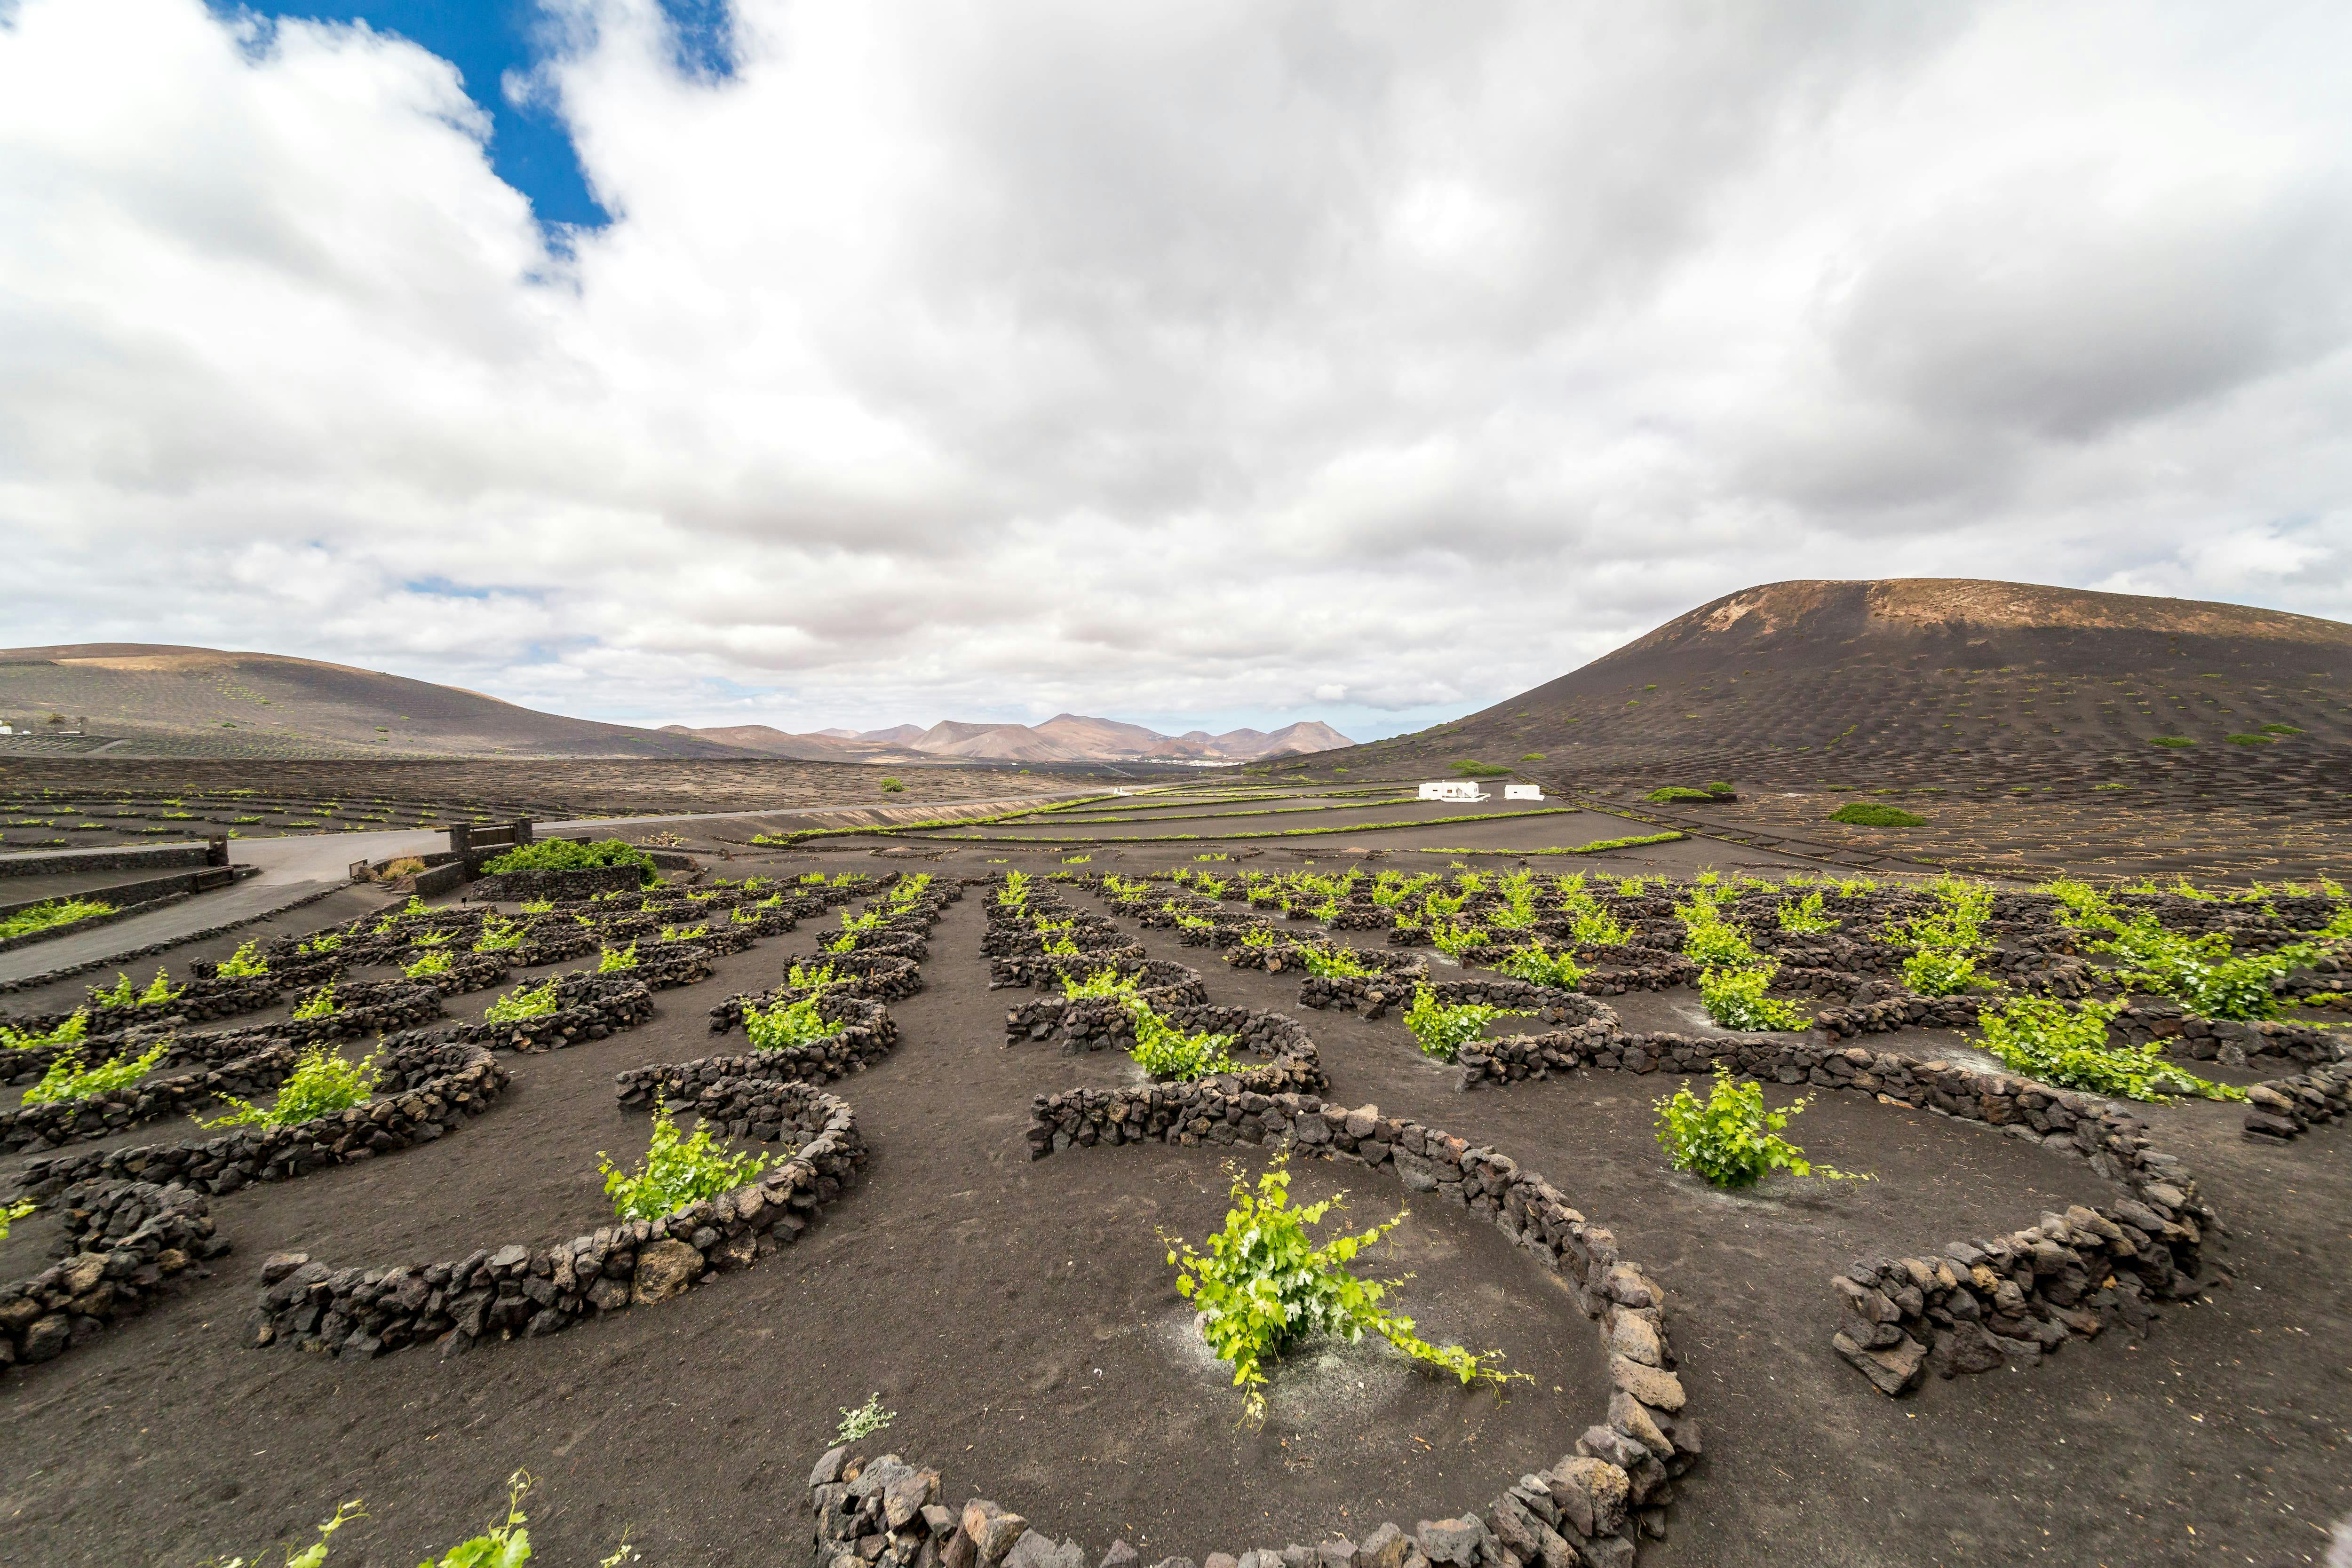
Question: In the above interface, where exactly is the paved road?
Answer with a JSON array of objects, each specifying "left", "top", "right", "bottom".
[{"left": 0, "top": 790, "right": 1092, "bottom": 983}]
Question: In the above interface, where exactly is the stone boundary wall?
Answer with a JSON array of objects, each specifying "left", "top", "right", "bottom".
[
  {"left": 0, "top": 1041, "right": 298, "bottom": 1153},
  {"left": 1, "top": 1180, "right": 228, "bottom": 1370},
  {"left": 1018, "top": 1091, "right": 1695, "bottom": 1565},
  {"left": 2109, "top": 1000, "right": 2341, "bottom": 1069},
  {"left": 250, "top": 1084, "right": 862, "bottom": 1360},
  {"left": 625, "top": 993, "right": 899, "bottom": 1097},
  {"left": 2241, "top": 1064, "right": 2352, "bottom": 1142},
  {"left": 0, "top": 844, "right": 217, "bottom": 877},
  {"left": 707, "top": 954, "right": 925, "bottom": 1032},
  {"left": 1445, "top": 1023, "right": 2217, "bottom": 1396},
  {"left": 1003, "top": 974, "right": 1220, "bottom": 1051},
  {"left": 447, "top": 975, "right": 656, "bottom": 1053},
  {"left": 464, "top": 864, "right": 648, "bottom": 903},
  {"left": 11, "top": 1037, "right": 510, "bottom": 1201}
]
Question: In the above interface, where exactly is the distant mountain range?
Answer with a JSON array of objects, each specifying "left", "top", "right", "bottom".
[{"left": 659, "top": 714, "right": 1354, "bottom": 765}]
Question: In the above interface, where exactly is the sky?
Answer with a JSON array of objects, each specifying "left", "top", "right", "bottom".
[{"left": 3, "top": 0, "right": 2349, "bottom": 743}]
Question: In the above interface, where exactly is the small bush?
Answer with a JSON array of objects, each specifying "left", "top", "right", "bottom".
[
  {"left": 473, "top": 918, "right": 528, "bottom": 953},
  {"left": 1644, "top": 786, "right": 1715, "bottom": 802},
  {"left": 599, "top": 942, "right": 639, "bottom": 972},
  {"left": 1775, "top": 890, "right": 1838, "bottom": 934},
  {"left": 745, "top": 992, "right": 842, "bottom": 1051},
  {"left": 1160, "top": 1156, "right": 1520, "bottom": 1424},
  {"left": 481, "top": 838, "right": 655, "bottom": 879},
  {"left": 484, "top": 981, "right": 558, "bottom": 1023},
  {"left": 1979, "top": 996, "right": 2241, "bottom": 1101},
  {"left": 1520, "top": 752, "right": 1546, "bottom": 761},
  {"left": 1403, "top": 984, "right": 1526, "bottom": 1062},
  {"left": 1703, "top": 780, "right": 1735, "bottom": 794},
  {"left": 0, "top": 1196, "right": 35, "bottom": 1244},
  {"left": 600, "top": 1111, "right": 768, "bottom": 1220},
  {"left": 1495, "top": 943, "right": 1581, "bottom": 990},
  {"left": 1063, "top": 967, "right": 1142, "bottom": 998},
  {"left": 23, "top": 1040, "right": 171, "bottom": 1105},
  {"left": 95, "top": 969, "right": 182, "bottom": 1009},
  {"left": 1654, "top": 1068, "right": 1862, "bottom": 1187},
  {"left": 2260, "top": 723, "right": 2303, "bottom": 736},
  {"left": 0, "top": 1008, "right": 88, "bottom": 1053},
  {"left": 291, "top": 984, "right": 342, "bottom": 1021},
  {"left": 1128, "top": 1002, "right": 1237, "bottom": 1079},
  {"left": 0, "top": 897, "right": 117, "bottom": 941},
  {"left": 1828, "top": 802, "right": 1925, "bottom": 827},
  {"left": 2149, "top": 736, "right": 2196, "bottom": 748},
  {"left": 215, "top": 940, "right": 270, "bottom": 978},
  {"left": 206, "top": 1045, "right": 377, "bottom": 1128},
  {"left": 295, "top": 931, "right": 345, "bottom": 956},
  {"left": 1696, "top": 964, "right": 1807, "bottom": 1031},
  {"left": 1571, "top": 907, "right": 1630, "bottom": 947},
  {"left": 1430, "top": 922, "right": 1489, "bottom": 959},
  {"left": 836, "top": 1394, "right": 895, "bottom": 1442},
  {"left": 404, "top": 950, "right": 453, "bottom": 979},
  {"left": 879, "top": 776, "right": 906, "bottom": 793}
]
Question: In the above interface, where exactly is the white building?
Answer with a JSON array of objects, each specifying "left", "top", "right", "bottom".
[
  {"left": 1503, "top": 784, "right": 1544, "bottom": 801},
  {"left": 1418, "top": 781, "right": 1489, "bottom": 802}
]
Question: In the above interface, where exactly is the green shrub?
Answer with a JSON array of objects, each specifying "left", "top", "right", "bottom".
[
  {"left": 2149, "top": 735, "right": 2196, "bottom": 748},
  {"left": 1521, "top": 753, "right": 1545, "bottom": 761},
  {"left": 1776, "top": 890, "right": 1838, "bottom": 934},
  {"left": 1495, "top": 943, "right": 1582, "bottom": 990},
  {"left": 1828, "top": 802, "right": 1925, "bottom": 827},
  {"left": 1571, "top": 907, "right": 1630, "bottom": 947},
  {"left": 879, "top": 776, "right": 906, "bottom": 793},
  {"left": 1703, "top": 780, "right": 1735, "bottom": 794},
  {"left": 745, "top": 992, "right": 842, "bottom": 1051},
  {"left": 836, "top": 1394, "right": 895, "bottom": 1442},
  {"left": 599, "top": 1110, "right": 769, "bottom": 1220},
  {"left": 1063, "top": 967, "right": 1142, "bottom": 998},
  {"left": 291, "top": 983, "right": 342, "bottom": 1021},
  {"left": 1403, "top": 984, "right": 1526, "bottom": 1061},
  {"left": 1902, "top": 949, "right": 1980, "bottom": 995},
  {"left": 206, "top": 1045, "right": 378, "bottom": 1128},
  {"left": 1654, "top": 1068, "right": 1862, "bottom": 1187},
  {"left": 1430, "top": 922, "right": 1489, "bottom": 958},
  {"left": 1979, "top": 996, "right": 2241, "bottom": 1101},
  {"left": 480, "top": 838, "right": 654, "bottom": 879},
  {"left": 484, "top": 981, "right": 559, "bottom": 1023},
  {"left": 519, "top": 897, "right": 555, "bottom": 914},
  {"left": 1696, "top": 964, "right": 1807, "bottom": 1030},
  {"left": 998, "top": 871, "right": 1031, "bottom": 912},
  {"left": 95, "top": 968, "right": 183, "bottom": 1009},
  {"left": 1159, "top": 1156, "right": 1520, "bottom": 1425},
  {"left": 1888, "top": 879, "right": 1994, "bottom": 996},
  {"left": 0, "top": 1196, "right": 34, "bottom": 1244},
  {"left": 295, "top": 931, "right": 345, "bottom": 956},
  {"left": 23, "top": 1040, "right": 171, "bottom": 1105},
  {"left": 1644, "top": 786, "right": 1715, "bottom": 802},
  {"left": 472, "top": 918, "right": 528, "bottom": 953},
  {"left": 1128, "top": 1002, "right": 1236, "bottom": 1079},
  {"left": 408, "top": 927, "right": 452, "bottom": 948},
  {"left": 785, "top": 960, "right": 846, "bottom": 990},
  {"left": 598, "top": 942, "right": 639, "bottom": 972},
  {"left": 0, "top": 897, "right": 117, "bottom": 941},
  {"left": 404, "top": 950, "right": 453, "bottom": 979},
  {"left": 2260, "top": 723, "right": 2303, "bottom": 736},
  {"left": 0, "top": 1008, "right": 88, "bottom": 1053},
  {"left": 215, "top": 940, "right": 270, "bottom": 978}
]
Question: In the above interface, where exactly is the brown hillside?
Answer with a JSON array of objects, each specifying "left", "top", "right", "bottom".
[
  {"left": 1286, "top": 579, "right": 2352, "bottom": 877},
  {"left": 0, "top": 644, "right": 740, "bottom": 759}
]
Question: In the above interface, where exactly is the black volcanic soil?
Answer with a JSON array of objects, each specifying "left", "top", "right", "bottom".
[
  {"left": 1, "top": 832, "right": 2347, "bottom": 1566},
  {"left": 0, "top": 758, "right": 1057, "bottom": 851}
]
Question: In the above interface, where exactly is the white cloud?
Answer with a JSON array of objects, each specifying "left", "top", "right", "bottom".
[{"left": 2, "top": 0, "right": 2349, "bottom": 739}]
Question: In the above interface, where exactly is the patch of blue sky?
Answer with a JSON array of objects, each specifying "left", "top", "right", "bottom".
[{"left": 221, "top": 1, "right": 736, "bottom": 231}]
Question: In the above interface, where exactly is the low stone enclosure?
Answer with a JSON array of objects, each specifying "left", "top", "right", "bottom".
[
  {"left": 1050, "top": 869, "right": 2352, "bottom": 1402},
  {"left": 1023, "top": 1084, "right": 1691, "bottom": 1568},
  {"left": 243, "top": 875, "right": 961, "bottom": 1362},
  {"left": 0, "top": 1179, "right": 229, "bottom": 1369},
  {"left": 249, "top": 1082, "right": 864, "bottom": 1360}
]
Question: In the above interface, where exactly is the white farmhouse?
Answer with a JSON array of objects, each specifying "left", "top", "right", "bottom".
[
  {"left": 1418, "top": 781, "right": 1489, "bottom": 803},
  {"left": 1503, "top": 784, "right": 1545, "bottom": 801}
]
